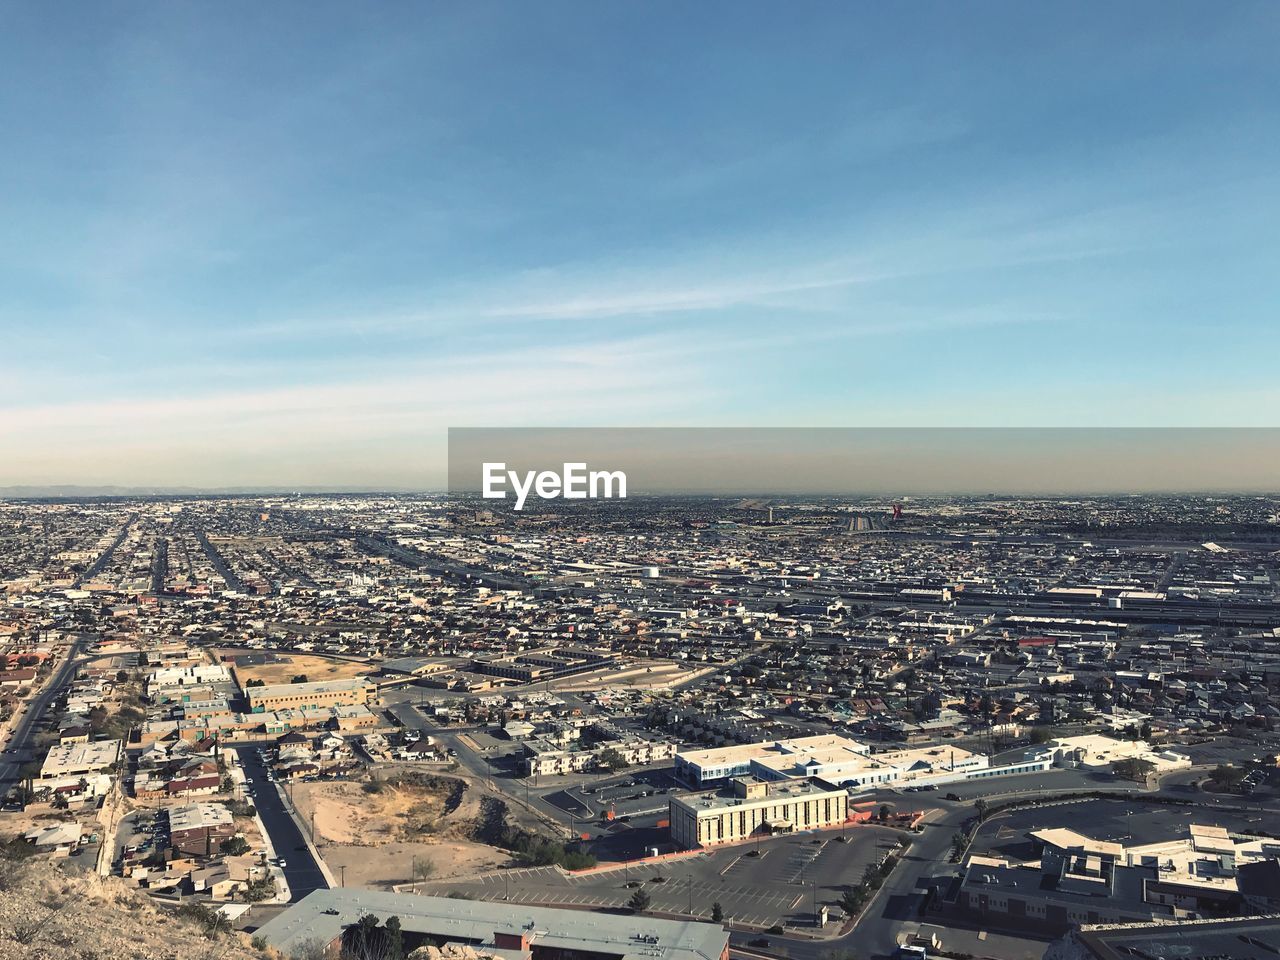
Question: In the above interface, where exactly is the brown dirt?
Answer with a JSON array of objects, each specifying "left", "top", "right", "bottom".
[
  {"left": 224, "top": 652, "right": 371, "bottom": 687},
  {"left": 0, "top": 856, "right": 259, "bottom": 960}
]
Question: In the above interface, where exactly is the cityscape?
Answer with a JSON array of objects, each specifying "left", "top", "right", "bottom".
[
  {"left": 1, "top": 493, "right": 1278, "bottom": 960},
  {"left": 4, "top": 3, "right": 1280, "bottom": 960}
]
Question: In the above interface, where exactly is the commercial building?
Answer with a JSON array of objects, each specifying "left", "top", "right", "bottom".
[
  {"left": 39, "top": 739, "right": 122, "bottom": 780},
  {"left": 255, "top": 888, "right": 730, "bottom": 960},
  {"left": 958, "top": 822, "right": 1280, "bottom": 934},
  {"left": 1046, "top": 734, "right": 1191, "bottom": 774},
  {"left": 472, "top": 647, "right": 615, "bottom": 683},
  {"left": 669, "top": 776, "right": 849, "bottom": 849},
  {"left": 245, "top": 676, "right": 376, "bottom": 713},
  {"left": 168, "top": 801, "right": 235, "bottom": 856},
  {"left": 674, "top": 734, "right": 1049, "bottom": 791},
  {"left": 1047, "top": 916, "right": 1280, "bottom": 960}
]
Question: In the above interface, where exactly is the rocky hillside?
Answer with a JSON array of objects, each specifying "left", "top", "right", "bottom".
[{"left": 0, "top": 855, "right": 260, "bottom": 960}]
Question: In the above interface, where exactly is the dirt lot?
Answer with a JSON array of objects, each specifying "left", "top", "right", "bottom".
[
  {"left": 223, "top": 652, "right": 371, "bottom": 686},
  {"left": 290, "top": 773, "right": 511, "bottom": 889},
  {"left": 319, "top": 839, "right": 507, "bottom": 889}
]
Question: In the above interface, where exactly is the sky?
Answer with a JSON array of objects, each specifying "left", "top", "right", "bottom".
[{"left": 1, "top": 2, "right": 1278, "bottom": 490}]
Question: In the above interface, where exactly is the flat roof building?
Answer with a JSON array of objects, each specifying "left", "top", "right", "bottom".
[
  {"left": 39, "top": 739, "right": 122, "bottom": 780},
  {"left": 674, "top": 734, "right": 1033, "bottom": 791},
  {"left": 254, "top": 888, "right": 729, "bottom": 960},
  {"left": 245, "top": 676, "right": 376, "bottom": 713},
  {"left": 669, "top": 776, "right": 848, "bottom": 849}
]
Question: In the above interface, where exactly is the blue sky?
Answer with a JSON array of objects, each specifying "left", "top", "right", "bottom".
[{"left": 1, "top": 2, "right": 1278, "bottom": 488}]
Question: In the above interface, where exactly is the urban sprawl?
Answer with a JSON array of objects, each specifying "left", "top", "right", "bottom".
[{"left": 1, "top": 494, "right": 1278, "bottom": 960}]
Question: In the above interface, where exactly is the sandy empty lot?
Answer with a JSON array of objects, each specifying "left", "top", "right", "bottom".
[
  {"left": 320, "top": 840, "right": 507, "bottom": 889},
  {"left": 225, "top": 652, "right": 372, "bottom": 686},
  {"left": 291, "top": 775, "right": 510, "bottom": 889}
]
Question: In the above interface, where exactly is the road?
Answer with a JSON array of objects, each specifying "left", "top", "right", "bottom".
[
  {"left": 0, "top": 637, "right": 86, "bottom": 794},
  {"left": 237, "top": 747, "right": 329, "bottom": 900}
]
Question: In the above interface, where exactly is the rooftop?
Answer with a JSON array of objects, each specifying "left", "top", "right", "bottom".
[{"left": 254, "top": 889, "right": 729, "bottom": 960}]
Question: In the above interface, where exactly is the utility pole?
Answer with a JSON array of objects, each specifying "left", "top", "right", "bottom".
[{"left": 340, "top": 865, "right": 346, "bottom": 887}]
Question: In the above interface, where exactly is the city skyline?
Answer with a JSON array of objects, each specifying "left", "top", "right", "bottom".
[{"left": 3, "top": 3, "right": 1279, "bottom": 488}]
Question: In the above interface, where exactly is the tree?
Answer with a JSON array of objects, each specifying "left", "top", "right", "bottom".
[
  {"left": 627, "top": 889, "right": 652, "bottom": 914},
  {"left": 974, "top": 798, "right": 989, "bottom": 819},
  {"left": 1212, "top": 764, "right": 1245, "bottom": 790},
  {"left": 596, "top": 747, "right": 628, "bottom": 772},
  {"left": 711, "top": 901, "right": 724, "bottom": 923},
  {"left": 291, "top": 674, "right": 309, "bottom": 684},
  {"left": 838, "top": 886, "right": 864, "bottom": 915},
  {"left": 344, "top": 913, "right": 391, "bottom": 960},
  {"left": 1029, "top": 727, "right": 1055, "bottom": 744},
  {"left": 220, "top": 836, "right": 251, "bottom": 856},
  {"left": 245, "top": 678, "right": 265, "bottom": 688},
  {"left": 411, "top": 855, "right": 436, "bottom": 885},
  {"left": 879, "top": 804, "right": 891, "bottom": 822},
  {"left": 384, "top": 916, "right": 404, "bottom": 960},
  {"left": 1113, "top": 758, "right": 1156, "bottom": 782}
]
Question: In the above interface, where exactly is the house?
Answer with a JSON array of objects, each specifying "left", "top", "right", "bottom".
[{"left": 24, "top": 822, "right": 85, "bottom": 856}]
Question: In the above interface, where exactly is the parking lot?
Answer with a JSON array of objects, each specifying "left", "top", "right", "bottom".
[
  {"left": 420, "top": 825, "right": 905, "bottom": 928},
  {"left": 114, "top": 809, "right": 169, "bottom": 872},
  {"left": 971, "top": 795, "right": 1274, "bottom": 862}
]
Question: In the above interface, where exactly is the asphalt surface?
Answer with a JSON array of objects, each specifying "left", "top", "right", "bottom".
[
  {"left": 420, "top": 828, "right": 898, "bottom": 928},
  {"left": 237, "top": 747, "right": 329, "bottom": 900},
  {"left": 0, "top": 638, "right": 85, "bottom": 794}
]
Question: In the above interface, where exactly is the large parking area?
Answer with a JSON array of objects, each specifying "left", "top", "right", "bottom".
[
  {"left": 971, "top": 796, "right": 1272, "bottom": 862},
  {"left": 420, "top": 825, "right": 904, "bottom": 928}
]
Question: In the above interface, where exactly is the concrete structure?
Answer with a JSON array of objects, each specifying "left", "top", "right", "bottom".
[
  {"left": 1047, "top": 734, "right": 1191, "bottom": 774},
  {"left": 38, "top": 739, "right": 122, "bottom": 779},
  {"left": 1045, "top": 916, "right": 1280, "bottom": 960},
  {"left": 674, "top": 734, "right": 1050, "bottom": 791},
  {"left": 245, "top": 676, "right": 376, "bottom": 713},
  {"left": 472, "top": 647, "right": 615, "bottom": 683},
  {"left": 669, "top": 776, "right": 849, "bottom": 849},
  {"left": 959, "top": 822, "right": 1280, "bottom": 934},
  {"left": 255, "top": 888, "right": 730, "bottom": 960}
]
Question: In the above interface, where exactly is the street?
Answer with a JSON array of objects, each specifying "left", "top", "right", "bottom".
[{"left": 237, "top": 747, "right": 330, "bottom": 900}]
